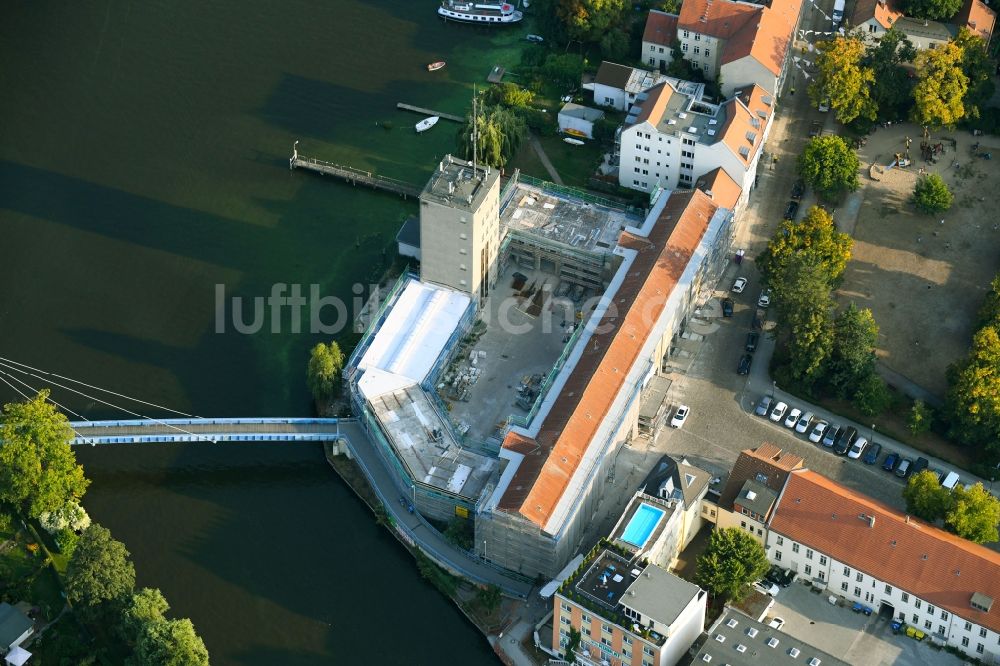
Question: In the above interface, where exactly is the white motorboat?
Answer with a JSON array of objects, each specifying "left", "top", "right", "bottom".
[
  {"left": 416, "top": 116, "right": 440, "bottom": 133},
  {"left": 438, "top": 0, "right": 523, "bottom": 24},
  {"left": 563, "top": 137, "right": 585, "bottom": 145}
]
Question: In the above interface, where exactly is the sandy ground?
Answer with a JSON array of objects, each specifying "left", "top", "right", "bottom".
[{"left": 837, "top": 124, "right": 1000, "bottom": 398}]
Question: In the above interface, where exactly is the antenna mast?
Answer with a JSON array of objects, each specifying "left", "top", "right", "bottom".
[{"left": 472, "top": 85, "right": 477, "bottom": 176}]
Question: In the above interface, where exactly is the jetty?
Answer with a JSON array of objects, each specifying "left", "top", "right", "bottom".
[
  {"left": 396, "top": 103, "right": 464, "bottom": 123},
  {"left": 289, "top": 142, "right": 421, "bottom": 199}
]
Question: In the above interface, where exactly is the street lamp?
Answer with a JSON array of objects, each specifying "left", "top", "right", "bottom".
[{"left": 771, "top": 380, "right": 777, "bottom": 399}]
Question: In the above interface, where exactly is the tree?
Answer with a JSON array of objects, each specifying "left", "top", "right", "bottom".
[
  {"left": 913, "top": 173, "right": 953, "bottom": 213},
  {"left": 121, "top": 588, "right": 170, "bottom": 644},
  {"left": 541, "top": 53, "right": 585, "bottom": 90},
  {"left": 131, "top": 618, "right": 210, "bottom": 666},
  {"left": 306, "top": 341, "right": 344, "bottom": 404},
  {"left": 864, "top": 28, "right": 917, "bottom": 121},
  {"left": 903, "top": 0, "right": 962, "bottom": 20},
  {"left": 756, "top": 206, "right": 853, "bottom": 287},
  {"left": 946, "top": 326, "right": 1000, "bottom": 447},
  {"left": 695, "top": 528, "right": 770, "bottom": 601},
  {"left": 0, "top": 390, "right": 89, "bottom": 518},
  {"left": 484, "top": 82, "right": 534, "bottom": 109},
  {"left": 599, "top": 28, "right": 629, "bottom": 61},
  {"left": 977, "top": 274, "right": 1000, "bottom": 329},
  {"left": 554, "top": 0, "right": 629, "bottom": 45},
  {"left": 827, "top": 304, "right": 879, "bottom": 397},
  {"left": 912, "top": 42, "right": 968, "bottom": 127},
  {"left": 458, "top": 105, "right": 527, "bottom": 169},
  {"left": 443, "top": 518, "right": 474, "bottom": 551},
  {"left": 798, "top": 136, "right": 860, "bottom": 198},
  {"left": 476, "top": 585, "right": 502, "bottom": 613},
  {"left": 772, "top": 256, "right": 836, "bottom": 384},
  {"left": 946, "top": 482, "right": 1000, "bottom": 543},
  {"left": 852, "top": 372, "right": 893, "bottom": 416},
  {"left": 909, "top": 399, "right": 933, "bottom": 435},
  {"left": 659, "top": 0, "right": 681, "bottom": 12},
  {"left": 903, "top": 470, "right": 951, "bottom": 521},
  {"left": 65, "top": 524, "right": 136, "bottom": 609},
  {"left": 954, "top": 27, "right": 995, "bottom": 119},
  {"left": 565, "top": 627, "right": 582, "bottom": 663},
  {"left": 810, "top": 36, "right": 877, "bottom": 125}
]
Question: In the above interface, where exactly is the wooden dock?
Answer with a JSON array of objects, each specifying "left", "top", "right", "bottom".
[
  {"left": 289, "top": 143, "right": 421, "bottom": 199},
  {"left": 396, "top": 103, "right": 464, "bottom": 123}
]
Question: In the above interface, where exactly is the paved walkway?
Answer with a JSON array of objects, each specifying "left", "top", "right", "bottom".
[
  {"left": 529, "top": 134, "right": 564, "bottom": 185},
  {"left": 336, "top": 420, "right": 533, "bottom": 597}
]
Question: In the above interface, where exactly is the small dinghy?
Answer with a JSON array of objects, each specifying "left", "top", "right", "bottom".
[
  {"left": 416, "top": 116, "right": 440, "bottom": 133},
  {"left": 427, "top": 61, "right": 446, "bottom": 72},
  {"left": 563, "top": 137, "right": 584, "bottom": 145}
]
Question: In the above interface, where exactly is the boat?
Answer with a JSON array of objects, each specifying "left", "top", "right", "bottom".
[
  {"left": 427, "top": 61, "right": 446, "bottom": 72},
  {"left": 416, "top": 116, "right": 440, "bottom": 133},
  {"left": 563, "top": 137, "right": 585, "bottom": 145},
  {"left": 564, "top": 128, "right": 587, "bottom": 138},
  {"left": 438, "top": 0, "right": 523, "bottom": 24},
  {"left": 525, "top": 34, "right": 544, "bottom": 43}
]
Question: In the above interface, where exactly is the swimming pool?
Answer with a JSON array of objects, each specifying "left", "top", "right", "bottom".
[{"left": 620, "top": 503, "right": 665, "bottom": 548}]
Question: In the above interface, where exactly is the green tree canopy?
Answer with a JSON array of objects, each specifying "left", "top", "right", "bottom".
[
  {"left": 912, "top": 41, "right": 968, "bottom": 127},
  {"left": 306, "top": 341, "right": 344, "bottom": 404},
  {"left": 810, "top": 36, "right": 877, "bottom": 125},
  {"left": 756, "top": 206, "right": 853, "bottom": 287},
  {"left": 131, "top": 618, "right": 210, "bottom": 666},
  {"left": 827, "top": 304, "right": 879, "bottom": 397},
  {"left": 772, "top": 256, "right": 836, "bottom": 383},
  {"left": 484, "top": 82, "right": 535, "bottom": 109},
  {"left": 66, "top": 523, "right": 136, "bottom": 609},
  {"left": 977, "top": 274, "right": 1000, "bottom": 329},
  {"left": 946, "top": 326, "right": 1000, "bottom": 447},
  {"left": 852, "top": 371, "right": 892, "bottom": 416},
  {"left": 541, "top": 53, "right": 585, "bottom": 90},
  {"left": 476, "top": 584, "right": 502, "bottom": 613},
  {"left": 903, "top": 0, "right": 962, "bottom": 20},
  {"left": 555, "top": 0, "right": 629, "bottom": 44},
  {"left": 121, "top": 588, "right": 170, "bottom": 645},
  {"left": 459, "top": 105, "right": 528, "bottom": 169},
  {"left": 954, "top": 28, "right": 995, "bottom": 120},
  {"left": 946, "top": 482, "right": 1000, "bottom": 543},
  {"left": 864, "top": 28, "right": 917, "bottom": 121},
  {"left": 695, "top": 528, "right": 770, "bottom": 601},
  {"left": 0, "top": 390, "right": 89, "bottom": 518},
  {"left": 903, "top": 470, "right": 952, "bottom": 521},
  {"left": 909, "top": 399, "right": 933, "bottom": 435},
  {"left": 913, "top": 173, "right": 953, "bottom": 213},
  {"left": 798, "top": 136, "right": 860, "bottom": 198}
]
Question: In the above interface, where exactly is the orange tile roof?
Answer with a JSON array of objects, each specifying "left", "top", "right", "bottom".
[
  {"left": 770, "top": 470, "right": 1000, "bottom": 634},
  {"left": 852, "top": 0, "right": 903, "bottom": 29},
  {"left": 678, "top": 0, "right": 759, "bottom": 38},
  {"left": 634, "top": 82, "right": 674, "bottom": 126},
  {"left": 718, "top": 84, "right": 772, "bottom": 166},
  {"left": 722, "top": 0, "right": 803, "bottom": 76},
  {"left": 499, "top": 191, "right": 719, "bottom": 528},
  {"left": 958, "top": 0, "right": 996, "bottom": 42},
  {"left": 696, "top": 167, "right": 741, "bottom": 211},
  {"left": 644, "top": 10, "right": 679, "bottom": 46},
  {"left": 718, "top": 444, "right": 803, "bottom": 508}
]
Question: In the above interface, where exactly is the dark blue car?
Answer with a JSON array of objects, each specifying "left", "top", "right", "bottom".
[
  {"left": 863, "top": 442, "right": 882, "bottom": 465},
  {"left": 882, "top": 451, "right": 899, "bottom": 472}
]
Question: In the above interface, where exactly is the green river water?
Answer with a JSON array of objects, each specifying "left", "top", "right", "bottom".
[{"left": 0, "top": 1, "right": 530, "bottom": 662}]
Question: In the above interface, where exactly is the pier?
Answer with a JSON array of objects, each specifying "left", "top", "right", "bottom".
[
  {"left": 289, "top": 142, "right": 421, "bottom": 199},
  {"left": 396, "top": 103, "right": 464, "bottom": 123}
]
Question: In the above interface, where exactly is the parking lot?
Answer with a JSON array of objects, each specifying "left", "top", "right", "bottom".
[{"left": 768, "top": 580, "right": 967, "bottom": 666}]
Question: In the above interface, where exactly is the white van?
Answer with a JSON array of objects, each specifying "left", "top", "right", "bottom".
[
  {"left": 941, "top": 471, "right": 961, "bottom": 490},
  {"left": 832, "top": 0, "right": 845, "bottom": 24}
]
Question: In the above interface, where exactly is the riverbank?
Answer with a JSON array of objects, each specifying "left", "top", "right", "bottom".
[{"left": 322, "top": 442, "right": 514, "bottom": 659}]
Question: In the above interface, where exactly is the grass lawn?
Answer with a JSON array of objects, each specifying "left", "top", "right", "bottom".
[{"left": 509, "top": 133, "right": 606, "bottom": 189}]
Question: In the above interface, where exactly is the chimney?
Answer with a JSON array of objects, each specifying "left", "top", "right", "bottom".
[
  {"left": 868, "top": 515, "right": 876, "bottom": 528},
  {"left": 905, "top": 515, "right": 910, "bottom": 524}
]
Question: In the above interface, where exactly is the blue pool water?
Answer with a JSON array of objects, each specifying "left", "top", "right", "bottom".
[{"left": 621, "top": 503, "right": 665, "bottom": 548}]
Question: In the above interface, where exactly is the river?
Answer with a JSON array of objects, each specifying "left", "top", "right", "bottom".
[{"left": 0, "top": 0, "right": 528, "bottom": 662}]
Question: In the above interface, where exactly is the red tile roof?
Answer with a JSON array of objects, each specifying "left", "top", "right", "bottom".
[
  {"left": 644, "top": 10, "right": 679, "bottom": 46},
  {"left": 499, "top": 191, "right": 720, "bottom": 528},
  {"left": 851, "top": 0, "right": 903, "bottom": 29},
  {"left": 721, "top": 0, "right": 803, "bottom": 76},
  {"left": 718, "top": 444, "right": 804, "bottom": 509},
  {"left": 696, "top": 167, "right": 742, "bottom": 211},
  {"left": 958, "top": 0, "right": 996, "bottom": 42},
  {"left": 634, "top": 82, "right": 674, "bottom": 126},
  {"left": 678, "top": 0, "right": 759, "bottom": 38},
  {"left": 718, "top": 84, "right": 772, "bottom": 166},
  {"left": 770, "top": 470, "right": 1000, "bottom": 634}
]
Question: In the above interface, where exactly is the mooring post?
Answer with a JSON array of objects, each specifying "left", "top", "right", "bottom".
[{"left": 289, "top": 140, "right": 299, "bottom": 170}]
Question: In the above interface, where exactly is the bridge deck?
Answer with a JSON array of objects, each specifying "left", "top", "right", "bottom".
[{"left": 69, "top": 418, "right": 342, "bottom": 445}]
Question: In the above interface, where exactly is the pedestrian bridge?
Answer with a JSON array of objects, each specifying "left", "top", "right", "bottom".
[{"left": 68, "top": 418, "right": 345, "bottom": 446}]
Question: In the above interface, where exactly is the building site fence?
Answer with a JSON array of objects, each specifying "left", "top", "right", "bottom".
[{"left": 517, "top": 173, "right": 639, "bottom": 215}]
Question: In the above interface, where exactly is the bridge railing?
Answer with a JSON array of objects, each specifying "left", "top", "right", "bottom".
[{"left": 69, "top": 417, "right": 342, "bottom": 428}]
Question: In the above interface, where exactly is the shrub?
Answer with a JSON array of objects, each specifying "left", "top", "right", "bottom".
[
  {"left": 909, "top": 399, "right": 933, "bottom": 435},
  {"left": 913, "top": 173, "right": 953, "bottom": 213}
]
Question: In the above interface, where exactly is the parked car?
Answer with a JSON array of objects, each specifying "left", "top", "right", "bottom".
[
  {"left": 770, "top": 401, "right": 788, "bottom": 422},
  {"left": 784, "top": 407, "right": 802, "bottom": 428},
  {"left": 753, "top": 580, "right": 780, "bottom": 597},
  {"left": 822, "top": 424, "right": 841, "bottom": 448},
  {"left": 745, "top": 331, "right": 759, "bottom": 353},
  {"left": 810, "top": 120, "right": 822, "bottom": 137},
  {"left": 755, "top": 395, "right": 774, "bottom": 417},
  {"left": 722, "top": 298, "right": 734, "bottom": 317},
  {"left": 768, "top": 617, "right": 786, "bottom": 630},
  {"left": 765, "top": 565, "right": 785, "bottom": 588},
  {"left": 784, "top": 200, "right": 800, "bottom": 220},
  {"left": 738, "top": 354, "right": 753, "bottom": 375},
  {"left": 847, "top": 436, "right": 868, "bottom": 459},
  {"left": 833, "top": 426, "right": 857, "bottom": 455},
  {"left": 942, "top": 470, "right": 961, "bottom": 490},
  {"left": 808, "top": 420, "right": 828, "bottom": 443},
  {"left": 670, "top": 405, "right": 690, "bottom": 428},
  {"left": 791, "top": 179, "right": 805, "bottom": 201},
  {"left": 852, "top": 602, "right": 874, "bottom": 616},
  {"left": 795, "top": 411, "right": 814, "bottom": 434},
  {"left": 818, "top": 98, "right": 831, "bottom": 112},
  {"left": 882, "top": 451, "right": 900, "bottom": 472},
  {"left": 758, "top": 289, "right": 772, "bottom": 308},
  {"left": 732, "top": 276, "right": 748, "bottom": 293},
  {"left": 912, "top": 457, "right": 929, "bottom": 476},
  {"left": 752, "top": 307, "right": 767, "bottom": 329},
  {"left": 895, "top": 457, "right": 913, "bottom": 478},
  {"left": 863, "top": 442, "right": 882, "bottom": 465},
  {"left": 776, "top": 568, "right": 796, "bottom": 587}
]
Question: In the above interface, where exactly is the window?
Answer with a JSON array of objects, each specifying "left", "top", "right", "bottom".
[
  {"left": 659, "top": 47, "right": 664, "bottom": 53},
  {"left": 642, "top": 169, "right": 648, "bottom": 175},
  {"left": 885, "top": 585, "right": 893, "bottom": 594},
  {"left": 602, "top": 624, "right": 611, "bottom": 634},
  {"left": 682, "top": 43, "right": 689, "bottom": 52},
  {"left": 966, "top": 622, "right": 973, "bottom": 631},
  {"left": 901, "top": 593, "right": 909, "bottom": 603},
  {"left": 650, "top": 45, "right": 655, "bottom": 51},
  {"left": 705, "top": 49, "right": 711, "bottom": 57},
  {"left": 925, "top": 620, "right": 933, "bottom": 630},
  {"left": 843, "top": 566, "right": 850, "bottom": 576},
  {"left": 582, "top": 614, "right": 591, "bottom": 622},
  {"left": 854, "top": 587, "right": 862, "bottom": 597},
  {"left": 939, "top": 625, "right": 947, "bottom": 635},
  {"left": 915, "top": 600, "right": 922, "bottom": 610},
  {"left": 941, "top": 611, "right": 948, "bottom": 621},
  {"left": 623, "top": 636, "right": 632, "bottom": 645},
  {"left": 694, "top": 46, "right": 701, "bottom": 54},
  {"left": 561, "top": 616, "right": 570, "bottom": 625},
  {"left": 634, "top": 167, "right": 640, "bottom": 173},
  {"left": 819, "top": 571, "right": 826, "bottom": 581},
  {"left": 601, "top": 637, "right": 612, "bottom": 646},
  {"left": 777, "top": 536, "right": 784, "bottom": 546},
  {"left": 683, "top": 30, "right": 690, "bottom": 37},
  {"left": 820, "top": 555, "right": 827, "bottom": 565},
  {"left": 695, "top": 33, "right": 701, "bottom": 41},
  {"left": 583, "top": 627, "right": 591, "bottom": 636},
  {"left": 804, "top": 565, "right": 812, "bottom": 575},
  {"left": 633, "top": 180, "right": 640, "bottom": 186},
  {"left": 981, "top": 628, "right": 988, "bottom": 638},
  {"left": 703, "top": 63, "right": 709, "bottom": 71},
  {"left": 856, "top": 573, "right": 863, "bottom": 582},
  {"left": 807, "top": 547, "right": 815, "bottom": 559},
  {"left": 643, "top": 646, "right": 655, "bottom": 656},
  {"left": 622, "top": 648, "right": 631, "bottom": 658},
  {"left": 913, "top": 614, "right": 919, "bottom": 624},
  {"left": 841, "top": 582, "right": 849, "bottom": 592},
  {"left": 775, "top": 551, "right": 782, "bottom": 561},
  {"left": 740, "top": 521, "right": 747, "bottom": 529},
  {"left": 978, "top": 644, "right": 985, "bottom": 654},
  {"left": 962, "top": 637, "right": 970, "bottom": 647},
  {"left": 560, "top": 602, "right": 571, "bottom": 612},
  {"left": 792, "top": 543, "right": 800, "bottom": 553},
  {"left": 927, "top": 605, "right": 935, "bottom": 615}
]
